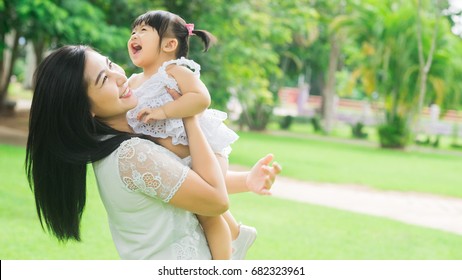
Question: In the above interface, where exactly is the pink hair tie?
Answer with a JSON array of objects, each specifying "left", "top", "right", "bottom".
[{"left": 185, "top": 23, "right": 194, "bottom": 36}]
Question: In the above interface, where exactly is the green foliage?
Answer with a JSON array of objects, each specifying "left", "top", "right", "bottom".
[
  {"left": 333, "top": 0, "right": 462, "bottom": 148},
  {"left": 351, "top": 122, "right": 368, "bottom": 139},
  {"left": 17, "top": 0, "right": 68, "bottom": 40},
  {"left": 377, "top": 117, "right": 410, "bottom": 149},
  {"left": 4, "top": 0, "right": 462, "bottom": 135},
  {"left": 278, "top": 115, "right": 294, "bottom": 130},
  {"left": 310, "top": 115, "right": 322, "bottom": 132},
  {"left": 237, "top": 81, "right": 274, "bottom": 130}
]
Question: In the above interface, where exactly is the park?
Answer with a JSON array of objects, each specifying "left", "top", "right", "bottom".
[{"left": 1, "top": 0, "right": 462, "bottom": 260}]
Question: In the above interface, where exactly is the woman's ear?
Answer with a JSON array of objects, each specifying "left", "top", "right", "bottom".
[{"left": 162, "top": 38, "right": 178, "bottom": 53}]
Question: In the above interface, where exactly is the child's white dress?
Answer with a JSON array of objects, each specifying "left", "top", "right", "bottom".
[{"left": 127, "top": 57, "right": 238, "bottom": 157}]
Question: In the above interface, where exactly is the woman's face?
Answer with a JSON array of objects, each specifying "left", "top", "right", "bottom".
[{"left": 85, "top": 50, "right": 137, "bottom": 120}]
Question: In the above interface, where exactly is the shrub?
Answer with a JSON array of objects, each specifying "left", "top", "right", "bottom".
[
  {"left": 278, "top": 115, "right": 293, "bottom": 130},
  {"left": 377, "top": 116, "right": 410, "bottom": 149},
  {"left": 351, "top": 122, "right": 368, "bottom": 139}
]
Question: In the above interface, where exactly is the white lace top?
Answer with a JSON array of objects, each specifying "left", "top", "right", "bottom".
[
  {"left": 126, "top": 57, "right": 238, "bottom": 157},
  {"left": 93, "top": 137, "right": 211, "bottom": 260}
]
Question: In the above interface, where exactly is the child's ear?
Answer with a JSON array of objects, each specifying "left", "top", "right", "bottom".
[{"left": 162, "top": 38, "right": 178, "bottom": 53}]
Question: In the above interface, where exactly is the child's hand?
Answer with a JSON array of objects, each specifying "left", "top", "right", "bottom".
[
  {"left": 246, "top": 154, "right": 282, "bottom": 195},
  {"left": 137, "top": 107, "right": 168, "bottom": 123}
]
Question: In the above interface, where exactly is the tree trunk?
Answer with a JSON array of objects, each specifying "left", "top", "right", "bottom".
[
  {"left": 33, "top": 38, "right": 46, "bottom": 66},
  {"left": 321, "top": 34, "right": 340, "bottom": 134},
  {"left": 415, "top": 0, "right": 439, "bottom": 124},
  {"left": 23, "top": 40, "right": 44, "bottom": 90},
  {"left": 0, "top": 30, "right": 20, "bottom": 113}
]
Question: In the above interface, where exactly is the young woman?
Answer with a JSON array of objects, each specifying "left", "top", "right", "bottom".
[{"left": 25, "top": 45, "right": 281, "bottom": 260}]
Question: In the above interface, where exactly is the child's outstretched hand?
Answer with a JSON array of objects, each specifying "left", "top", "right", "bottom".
[
  {"left": 137, "top": 107, "right": 168, "bottom": 123},
  {"left": 246, "top": 154, "right": 282, "bottom": 195}
]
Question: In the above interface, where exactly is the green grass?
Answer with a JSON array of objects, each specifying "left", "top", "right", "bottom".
[
  {"left": 1, "top": 143, "right": 462, "bottom": 259},
  {"left": 232, "top": 193, "right": 462, "bottom": 259},
  {"left": 0, "top": 145, "right": 118, "bottom": 259},
  {"left": 229, "top": 131, "right": 462, "bottom": 198}
]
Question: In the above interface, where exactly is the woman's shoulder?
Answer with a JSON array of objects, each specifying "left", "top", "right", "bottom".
[
  {"left": 117, "top": 137, "right": 150, "bottom": 154},
  {"left": 118, "top": 137, "right": 154, "bottom": 151},
  {"left": 117, "top": 137, "right": 183, "bottom": 162}
]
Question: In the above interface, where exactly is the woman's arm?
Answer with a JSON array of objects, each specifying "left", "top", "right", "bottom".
[{"left": 168, "top": 116, "right": 228, "bottom": 216}]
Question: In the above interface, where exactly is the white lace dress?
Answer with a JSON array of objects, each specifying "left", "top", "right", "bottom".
[
  {"left": 93, "top": 137, "right": 212, "bottom": 260},
  {"left": 126, "top": 57, "right": 238, "bottom": 157}
]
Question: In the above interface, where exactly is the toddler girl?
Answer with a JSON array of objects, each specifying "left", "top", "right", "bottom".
[{"left": 126, "top": 10, "right": 266, "bottom": 260}]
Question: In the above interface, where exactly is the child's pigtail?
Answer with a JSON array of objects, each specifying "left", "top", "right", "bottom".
[{"left": 192, "top": 30, "right": 217, "bottom": 52}]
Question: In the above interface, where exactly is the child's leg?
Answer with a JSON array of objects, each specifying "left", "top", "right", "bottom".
[
  {"left": 197, "top": 215, "right": 232, "bottom": 260},
  {"left": 215, "top": 153, "right": 257, "bottom": 260},
  {"left": 223, "top": 211, "right": 240, "bottom": 240},
  {"left": 215, "top": 154, "right": 240, "bottom": 240},
  {"left": 194, "top": 154, "right": 236, "bottom": 259}
]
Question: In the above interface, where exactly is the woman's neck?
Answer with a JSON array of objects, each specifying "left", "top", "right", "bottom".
[{"left": 101, "top": 114, "right": 133, "bottom": 133}]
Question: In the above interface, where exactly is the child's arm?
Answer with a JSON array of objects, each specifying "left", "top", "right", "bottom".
[
  {"left": 226, "top": 154, "right": 282, "bottom": 195},
  {"left": 137, "top": 65, "right": 210, "bottom": 122}
]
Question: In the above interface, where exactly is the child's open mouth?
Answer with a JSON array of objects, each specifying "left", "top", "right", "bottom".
[{"left": 131, "top": 43, "right": 142, "bottom": 54}]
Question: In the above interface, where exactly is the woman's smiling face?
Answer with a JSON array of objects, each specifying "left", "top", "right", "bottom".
[{"left": 85, "top": 50, "right": 138, "bottom": 120}]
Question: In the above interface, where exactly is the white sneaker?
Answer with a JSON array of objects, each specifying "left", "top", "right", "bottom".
[{"left": 231, "top": 225, "right": 257, "bottom": 260}]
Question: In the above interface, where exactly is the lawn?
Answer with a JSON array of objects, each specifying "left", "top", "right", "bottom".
[
  {"left": 230, "top": 131, "right": 462, "bottom": 198},
  {"left": 1, "top": 142, "right": 462, "bottom": 260}
]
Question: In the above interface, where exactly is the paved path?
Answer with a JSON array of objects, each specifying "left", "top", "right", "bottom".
[
  {"left": 269, "top": 177, "right": 462, "bottom": 236},
  {"left": 0, "top": 126, "right": 27, "bottom": 146},
  {"left": 1, "top": 103, "right": 462, "bottom": 236}
]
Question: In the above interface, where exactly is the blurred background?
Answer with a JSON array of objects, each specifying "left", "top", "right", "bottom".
[
  {"left": 2, "top": 0, "right": 462, "bottom": 149},
  {"left": 1, "top": 0, "right": 462, "bottom": 260}
]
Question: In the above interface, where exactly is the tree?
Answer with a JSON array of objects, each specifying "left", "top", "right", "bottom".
[
  {"left": 0, "top": 0, "right": 23, "bottom": 113},
  {"left": 0, "top": 0, "right": 151, "bottom": 114},
  {"left": 164, "top": 0, "right": 317, "bottom": 130},
  {"left": 333, "top": 0, "right": 457, "bottom": 148},
  {"left": 321, "top": 1, "right": 347, "bottom": 134},
  {"left": 415, "top": 0, "right": 446, "bottom": 127}
]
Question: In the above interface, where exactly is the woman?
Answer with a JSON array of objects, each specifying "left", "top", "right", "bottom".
[{"left": 25, "top": 45, "right": 281, "bottom": 260}]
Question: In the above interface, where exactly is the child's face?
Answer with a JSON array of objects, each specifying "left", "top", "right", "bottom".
[{"left": 128, "top": 23, "right": 161, "bottom": 68}]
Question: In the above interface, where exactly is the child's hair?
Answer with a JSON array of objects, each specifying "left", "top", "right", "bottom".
[{"left": 131, "top": 10, "right": 217, "bottom": 58}]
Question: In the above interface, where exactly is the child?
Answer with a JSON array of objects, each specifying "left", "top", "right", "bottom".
[{"left": 126, "top": 10, "right": 266, "bottom": 260}]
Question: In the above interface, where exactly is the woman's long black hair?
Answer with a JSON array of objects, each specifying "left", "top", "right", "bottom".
[
  {"left": 25, "top": 45, "right": 140, "bottom": 241},
  {"left": 132, "top": 10, "right": 217, "bottom": 58}
]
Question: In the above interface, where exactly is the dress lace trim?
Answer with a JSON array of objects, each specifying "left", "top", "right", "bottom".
[{"left": 117, "top": 138, "right": 189, "bottom": 203}]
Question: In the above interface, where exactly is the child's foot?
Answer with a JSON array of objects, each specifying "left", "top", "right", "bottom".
[{"left": 231, "top": 225, "right": 257, "bottom": 260}]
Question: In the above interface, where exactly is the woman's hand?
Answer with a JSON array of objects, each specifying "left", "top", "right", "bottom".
[
  {"left": 166, "top": 87, "right": 182, "bottom": 100},
  {"left": 246, "top": 154, "right": 282, "bottom": 195}
]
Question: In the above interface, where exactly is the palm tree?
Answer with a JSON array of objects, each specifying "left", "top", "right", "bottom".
[{"left": 333, "top": 0, "right": 456, "bottom": 148}]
